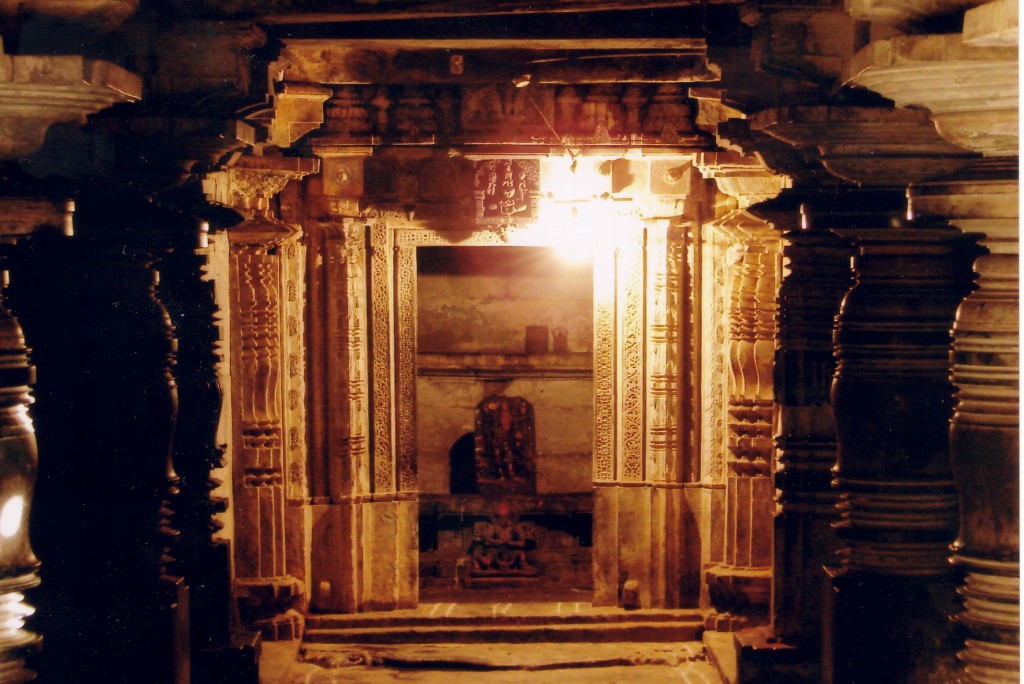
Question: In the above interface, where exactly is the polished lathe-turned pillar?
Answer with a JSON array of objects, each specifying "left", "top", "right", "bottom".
[
  {"left": 7, "top": 219, "right": 186, "bottom": 684},
  {"left": 0, "top": 270, "right": 41, "bottom": 682},
  {"left": 911, "top": 160, "right": 1019, "bottom": 684},
  {"left": 828, "top": 220, "right": 978, "bottom": 683},
  {"left": 772, "top": 209, "right": 851, "bottom": 650}
]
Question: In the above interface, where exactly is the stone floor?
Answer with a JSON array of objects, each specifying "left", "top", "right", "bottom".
[{"left": 259, "top": 590, "right": 731, "bottom": 683}]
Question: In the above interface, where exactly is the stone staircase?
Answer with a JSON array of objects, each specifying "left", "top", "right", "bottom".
[{"left": 298, "top": 601, "right": 711, "bottom": 673}]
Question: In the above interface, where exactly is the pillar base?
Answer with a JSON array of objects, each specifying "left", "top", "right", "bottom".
[
  {"left": 736, "top": 626, "right": 821, "bottom": 684},
  {"left": 704, "top": 563, "right": 771, "bottom": 626},
  {"left": 826, "top": 568, "right": 962, "bottom": 683},
  {"left": 234, "top": 576, "right": 305, "bottom": 641}
]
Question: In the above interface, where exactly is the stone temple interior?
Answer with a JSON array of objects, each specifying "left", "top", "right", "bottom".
[{"left": 0, "top": 1, "right": 1014, "bottom": 682}]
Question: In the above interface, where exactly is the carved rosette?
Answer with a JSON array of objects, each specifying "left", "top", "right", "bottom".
[
  {"left": 910, "top": 160, "right": 1020, "bottom": 684},
  {"left": 772, "top": 219, "right": 853, "bottom": 643},
  {"left": 832, "top": 225, "right": 978, "bottom": 577}
]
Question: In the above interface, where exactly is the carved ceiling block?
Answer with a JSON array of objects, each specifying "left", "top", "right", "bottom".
[
  {"left": 846, "top": 35, "right": 1018, "bottom": 157},
  {"left": 0, "top": 48, "right": 141, "bottom": 158},
  {"left": 266, "top": 82, "right": 332, "bottom": 148},
  {"left": 963, "top": 0, "right": 1018, "bottom": 47},
  {"left": 751, "top": 105, "right": 979, "bottom": 185},
  {"left": 203, "top": 155, "right": 320, "bottom": 216}
]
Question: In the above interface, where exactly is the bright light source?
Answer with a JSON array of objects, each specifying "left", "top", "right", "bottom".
[{"left": 0, "top": 496, "right": 23, "bottom": 538}]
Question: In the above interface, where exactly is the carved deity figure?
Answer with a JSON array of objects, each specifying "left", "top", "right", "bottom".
[{"left": 474, "top": 394, "right": 536, "bottom": 494}]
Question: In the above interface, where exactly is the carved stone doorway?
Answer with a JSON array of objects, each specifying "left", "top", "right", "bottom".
[{"left": 413, "top": 244, "right": 595, "bottom": 599}]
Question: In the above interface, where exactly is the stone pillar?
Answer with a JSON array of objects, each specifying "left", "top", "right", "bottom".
[
  {"left": 702, "top": 211, "right": 781, "bottom": 625},
  {"left": 7, "top": 221, "right": 185, "bottom": 683},
  {"left": 771, "top": 210, "right": 851, "bottom": 648},
  {"left": 155, "top": 224, "right": 252, "bottom": 678},
  {"left": 227, "top": 216, "right": 306, "bottom": 639},
  {"left": 911, "top": 160, "right": 1019, "bottom": 684},
  {"left": 827, "top": 222, "right": 978, "bottom": 683},
  {"left": 0, "top": 270, "right": 41, "bottom": 682}
]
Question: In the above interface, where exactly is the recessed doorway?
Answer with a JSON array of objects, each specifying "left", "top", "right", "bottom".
[{"left": 414, "top": 245, "right": 594, "bottom": 602}]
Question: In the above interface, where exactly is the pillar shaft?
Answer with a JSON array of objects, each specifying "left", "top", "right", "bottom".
[
  {"left": 772, "top": 222, "right": 851, "bottom": 645},
  {"left": 828, "top": 223, "right": 978, "bottom": 683},
  {"left": 912, "top": 160, "right": 1020, "bottom": 684}
]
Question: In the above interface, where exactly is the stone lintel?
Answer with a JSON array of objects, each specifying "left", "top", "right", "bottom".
[
  {"left": 2, "top": 0, "right": 139, "bottom": 29},
  {"left": 751, "top": 105, "right": 979, "bottom": 185},
  {"left": 0, "top": 51, "right": 141, "bottom": 158},
  {"left": 963, "top": 0, "right": 1019, "bottom": 47},
  {"left": 845, "top": 34, "right": 1018, "bottom": 157}
]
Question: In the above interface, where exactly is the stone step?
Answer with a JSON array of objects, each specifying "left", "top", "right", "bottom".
[
  {"left": 304, "top": 620, "right": 704, "bottom": 644},
  {"left": 300, "top": 640, "right": 710, "bottom": 671},
  {"left": 307, "top": 606, "right": 706, "bottom": 630}
]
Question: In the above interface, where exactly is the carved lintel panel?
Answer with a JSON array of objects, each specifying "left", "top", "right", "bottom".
[{"left": 472, "top": 159, "right": 540, "bottom": 227}]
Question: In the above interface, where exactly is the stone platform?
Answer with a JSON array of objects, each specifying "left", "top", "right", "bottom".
[{"left": 261, "top": 596, "right": 722, "bottom": 682}]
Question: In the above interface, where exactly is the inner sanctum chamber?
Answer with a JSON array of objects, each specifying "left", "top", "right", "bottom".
[{"left": 0, "top": 2, "right": 1015, "bottom": 683}]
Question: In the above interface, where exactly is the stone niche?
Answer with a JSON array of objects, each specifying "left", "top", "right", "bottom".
[{"left": 416, "top": 245, "right": 594, "bottom": 591}]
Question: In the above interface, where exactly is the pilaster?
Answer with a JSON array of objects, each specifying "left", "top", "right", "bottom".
[{"left": 702, "top": 210, "right": 781, "bottom": 626}]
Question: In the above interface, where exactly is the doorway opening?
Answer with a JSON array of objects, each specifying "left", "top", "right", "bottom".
[{"left": 414, "top": 245, "right": 594, "bottom": 603}]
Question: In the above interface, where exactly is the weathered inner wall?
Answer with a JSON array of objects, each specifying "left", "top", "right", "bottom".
[{"left": 415, "top": 247, "right": 594, "bottom": 494}]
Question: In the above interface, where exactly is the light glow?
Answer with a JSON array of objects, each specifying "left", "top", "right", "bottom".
[{"left": 0, "top": 496, "right": 24, "bottom": 538}]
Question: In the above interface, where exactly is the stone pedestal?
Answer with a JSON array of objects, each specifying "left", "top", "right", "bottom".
[{"left": 828, "top": 223, "right": 978, "bottom": 683}]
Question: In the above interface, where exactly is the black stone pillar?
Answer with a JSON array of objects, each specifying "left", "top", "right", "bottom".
[
  {"left": 827, "top": 222, "right": 978, "bottom": 683},
  {"left": 8, "top": 224, "right": 185, "bottom": 684}
]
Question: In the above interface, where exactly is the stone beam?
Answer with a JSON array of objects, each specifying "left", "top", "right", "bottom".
[
  {"left": 0, "top": 0, "right": 138, "bottom": 29},
  {"left": 845, "top": 35, "right": 1018, "bottom": 157},
  {"left": 276, "top": 43, "right": 715, "bottom": 85},
  {"left": 0, "top": 47, "right": 141, "bottom": 158}
]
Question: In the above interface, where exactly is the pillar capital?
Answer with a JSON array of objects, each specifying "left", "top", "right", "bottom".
[
  {"left": 204, "top": 155, "right": 320, "bottom": 219},
  {"left": 0, "top": 47, "right": 141, "bottom": 158},
  {"left": 751, "top": 104, "right": 979, "bottom": 186},
  {"left": 693, "top": 151, "right": 792, "bottom": 209},
  {"left": 845, "top": 34, "right": 1018, "bottom": 157}
]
